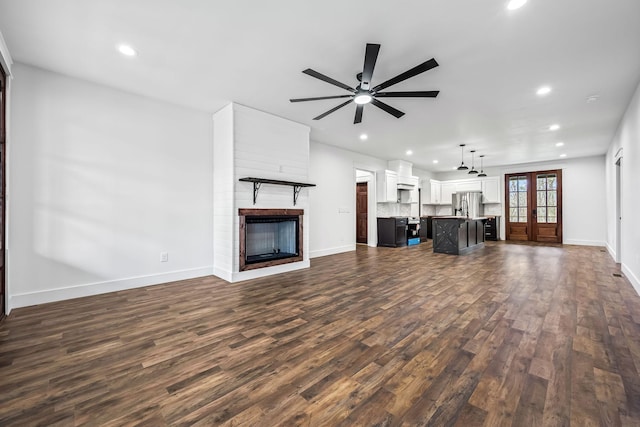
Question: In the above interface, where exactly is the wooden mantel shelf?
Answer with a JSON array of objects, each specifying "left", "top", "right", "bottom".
[{"left": 239, "top": 177, "right": 316, "bottom": 206}]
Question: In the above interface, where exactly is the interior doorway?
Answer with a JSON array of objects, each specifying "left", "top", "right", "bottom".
[
  {"left": 356, "top": 182, "right": 368, "bottom": 244},
  {"left": 0, "top": 65, "right": 6, "bottom": 319},
  {"left": 505, "top": 170, "right": 563, "bottom": 243}
]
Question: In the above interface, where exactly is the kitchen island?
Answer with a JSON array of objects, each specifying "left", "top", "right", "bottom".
[{"left": 432, "top": 216, "right": 486, "bottom": 255}]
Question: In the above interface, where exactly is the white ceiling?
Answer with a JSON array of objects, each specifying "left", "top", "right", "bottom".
[{"left": 1, "top": 0, "right": 639, "bottom": 172}]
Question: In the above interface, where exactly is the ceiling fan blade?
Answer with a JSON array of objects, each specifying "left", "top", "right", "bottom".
[
  {"left": 374, "top": 90, "right": 440, "bottom": 98},
  {"left": 290, "top": 94, "right": 354, "bottom": 102},
  {"left": 303, "top": 69, "right": 356, "bottom": 93},
  {"left": 371, "top": 98, "right": 405, "bottom": 118},
  {"left": 372, "top": 58, "right": 439, "bottom": 92},
  {"left": 354, "top": 104, "right": 364, "bottom": 124},
  {"left": 313, "top": 99, "right": 353, "bottom": 120},
  {"left": 361, "top": 43, "right": 380, "bottom": 90}
]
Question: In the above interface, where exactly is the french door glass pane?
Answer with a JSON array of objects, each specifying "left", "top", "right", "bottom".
[
  {"left": 509, "top": 176, "right": 528, "bottom": 223},
  {"left": 535, "top": 173, "right": 558, "bottom": 224}
]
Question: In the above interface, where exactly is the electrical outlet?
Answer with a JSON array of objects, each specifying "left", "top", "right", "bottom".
[{"left": 160, "top": 252, "right": 168, "bottom": 262}]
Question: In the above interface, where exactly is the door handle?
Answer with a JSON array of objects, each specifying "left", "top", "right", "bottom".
[{"left": 532, "top": 209, "right": 537, "bottom": 217}]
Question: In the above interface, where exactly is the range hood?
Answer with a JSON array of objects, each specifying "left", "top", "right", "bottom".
[{"left": 397, "top": 183, "right": 415, "bottom": 190}]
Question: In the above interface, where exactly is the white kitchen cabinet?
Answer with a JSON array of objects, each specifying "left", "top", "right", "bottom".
[
  {"left": 430, "top": 180, "right": 441, "bottom": 204},
  {"left": 376, "top": 170, "right": 398, "bottom": 202},
  {"left": 441, "top": 182, "right": 456, "bottom": 205},
  {"left": 481, "top": 176, "right": 501, "bottom": 203},
  {"left": 456, "top": 180, "right": 482, "bottom": 192}
]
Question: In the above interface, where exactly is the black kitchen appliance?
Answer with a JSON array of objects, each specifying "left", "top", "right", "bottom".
[
  {"left": 377, "top": 217, "right": 408, "bottom": 247},
  {"left": 485, "top": 216, "right": 500, "bottom": 241}
]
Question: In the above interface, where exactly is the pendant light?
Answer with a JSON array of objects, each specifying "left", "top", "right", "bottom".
[
  {"left": 457, "top": 144, "right": 468, "bottom": 170},
  {"left": 468, "top": 150, "right": 478, "bottom": 174},
  {"left": 478, "top": 155, "right": 487, "bottom": 177}
]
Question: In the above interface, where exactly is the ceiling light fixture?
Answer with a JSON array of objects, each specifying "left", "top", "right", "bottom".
[
  {"left": 549, "top": 124, "right": 560, "bottom": 131},
  {"left": 555, "top": 141, "right": 564, "bottom": 147},
  {"left": 406, "top": 150, "right": 413, "bottom": 156},
  {"left": 559, "top": 153, "right": 567, "bottom": 158},
  {"left": 478, "top": 155, "right": 487, "bottom": 177},
  {"left": 359, "top": 133, "right": 368, "bottom": 140},
  {"left": 354, "top": 93, "right": 372, "bottom": 105},
  {"left": 468, "top": 150, "right": 479, "bottom": 174},
  {"left": 433, "top": 160, "right": 439, "bottom": 164},
  {"left": 457, "top": 144, "right": 468, "bottom": 170},
  {"left": 117, "top": 44, "right": 137, "bottom": 57},
  {"left": 507, "top": 0, "right": 527, "bottom": 10},
  {"left": 536, "top": 86, "right": 552, "bottom": 96}
]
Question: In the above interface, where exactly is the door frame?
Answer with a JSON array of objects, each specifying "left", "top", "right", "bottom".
[
  {"left": 354, "top": 168, "right": 376, "bottom": 247},
  {"left": 505, "top": 169, "right": 563, "bottom": 243},
  {"left": 615, "top": 151, "right": 623, "bottom": 263}
]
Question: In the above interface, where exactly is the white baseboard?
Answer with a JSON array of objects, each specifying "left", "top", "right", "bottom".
[
  {"left": 213, "top": 267, "right": 233, "bottom": 282},
  {"left": 309, "top": 244, "right": 356, "bottom": 259},
  {"left": 10, "top": 266, "right": 214, "bottom": 309},
  {"left": 563, "top": 239, "right": 605, "bottom": 247},
  {"left": 605, "top": 242, "right": 617, "bottom": 261},
  {"left": 622, "top": 263, "right": 640, "bottom": 296}
]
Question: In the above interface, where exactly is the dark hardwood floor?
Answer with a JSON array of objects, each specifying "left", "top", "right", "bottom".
[{"left": 1, "top": 241, "right": 640, "bottom": 426}]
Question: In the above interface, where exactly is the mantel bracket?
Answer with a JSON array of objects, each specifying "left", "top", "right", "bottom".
[{"left": 251, "top": 182, "right": 262, "bottom": 205}]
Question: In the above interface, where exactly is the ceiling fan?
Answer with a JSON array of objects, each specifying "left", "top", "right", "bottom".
[{"left": 290, "top": 43, "right": 440, "bottom": 124}]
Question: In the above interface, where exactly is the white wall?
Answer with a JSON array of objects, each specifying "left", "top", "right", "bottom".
[
  {"left": 606, "top": 78, "right": 640, "bottom": 294},
  {"left": 213, "top": 103, "right": 311, "bottom": 282},
  {"left": 434, "top": 156, "right": 607, "bottom": 246},
  {"left": 8, "top": 64, "right": 214, "bottom": 309},
  {"left": 309, "top": 141, "right": 386, "bottom": 258}
]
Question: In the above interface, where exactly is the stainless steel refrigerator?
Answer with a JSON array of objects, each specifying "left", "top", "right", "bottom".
[{"left": 451, "top": 191, "right": 483, "bottom": 218}]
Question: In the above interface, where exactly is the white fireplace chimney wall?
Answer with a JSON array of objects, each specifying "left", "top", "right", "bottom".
[{"left": 212, "top": 103, "right": 311, "bottom": 282}]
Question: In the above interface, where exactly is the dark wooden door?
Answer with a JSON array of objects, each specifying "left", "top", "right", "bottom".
[
  {"left": 505, "top": 170, "right": 562, "bottom": 243},
  {"left": 356, "top": 182, "right": 368, "bottom": 244},
  {"left": 0, "top": 66, "right": 6, "bottom": 319}
]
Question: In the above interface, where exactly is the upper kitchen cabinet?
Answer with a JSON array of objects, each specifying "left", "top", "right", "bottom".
[
  {"left": 481, "top": 176, "right": 500, "bottom": 203},
  {"left": 376, "top": 170, "right": 398, "bottom": 202},
  {"left": 441, "top": 182, "right": 457, "bottom": 205},
  {"left": 456, "top": 180, "right": 482, "bottom": 192},
  {"left": 429, "top": 179, "right": 441, "bottom": 204}
]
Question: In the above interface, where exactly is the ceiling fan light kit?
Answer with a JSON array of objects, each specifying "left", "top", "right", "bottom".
[{"left": 291, "top": 43, "right": 440, "bottom": 124}]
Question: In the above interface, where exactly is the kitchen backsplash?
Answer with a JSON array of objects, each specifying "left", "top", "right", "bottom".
[
  {"left": 377, "top": 203, "right": 412, "bottom": 217},
  {"left": 483, "top": 203, "right": 502, "bottom": 216}
]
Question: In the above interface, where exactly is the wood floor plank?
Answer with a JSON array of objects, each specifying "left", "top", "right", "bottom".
[{"left": 1, "top": 242, "right": 640, "bottom": 426}]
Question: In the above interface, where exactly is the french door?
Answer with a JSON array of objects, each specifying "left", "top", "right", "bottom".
[{"left": 505, "top": 170, "right": 563, "bottom": 243}]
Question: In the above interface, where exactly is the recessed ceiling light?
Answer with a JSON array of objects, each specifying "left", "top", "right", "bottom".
[
  {"left": 433, "top": 160, "right": 439, "bottom": 164},
  {"left": 536, "top": 86, "right": 552, "bottom": 96},
  {"left": 406, "top": 150, "right": 413, "bottom": 156},
  {"left": 507, "top": 0, "right": 527, "bottom": 10},
  {"left": 452, "top": 167, "right": 458, "bottom": 170},
  {"left": 559, "top": 153, "right": 567, "bottom": 158},
  {"left": 549, "top": 124, "right": 560, "bottom": 131},
  {"left": 555, "top": 142, "right": 564, "bottom": 147},
  {"left": 359, "top": 134, "right": 368, "bottom": 140},
  {"left": 117, "top": 44, "right": 137, "bottom": 57}
]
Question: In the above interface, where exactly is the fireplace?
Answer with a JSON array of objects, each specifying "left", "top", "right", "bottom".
[{"left": 239, "top": 209, "right": 304, "bottom": 271}]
